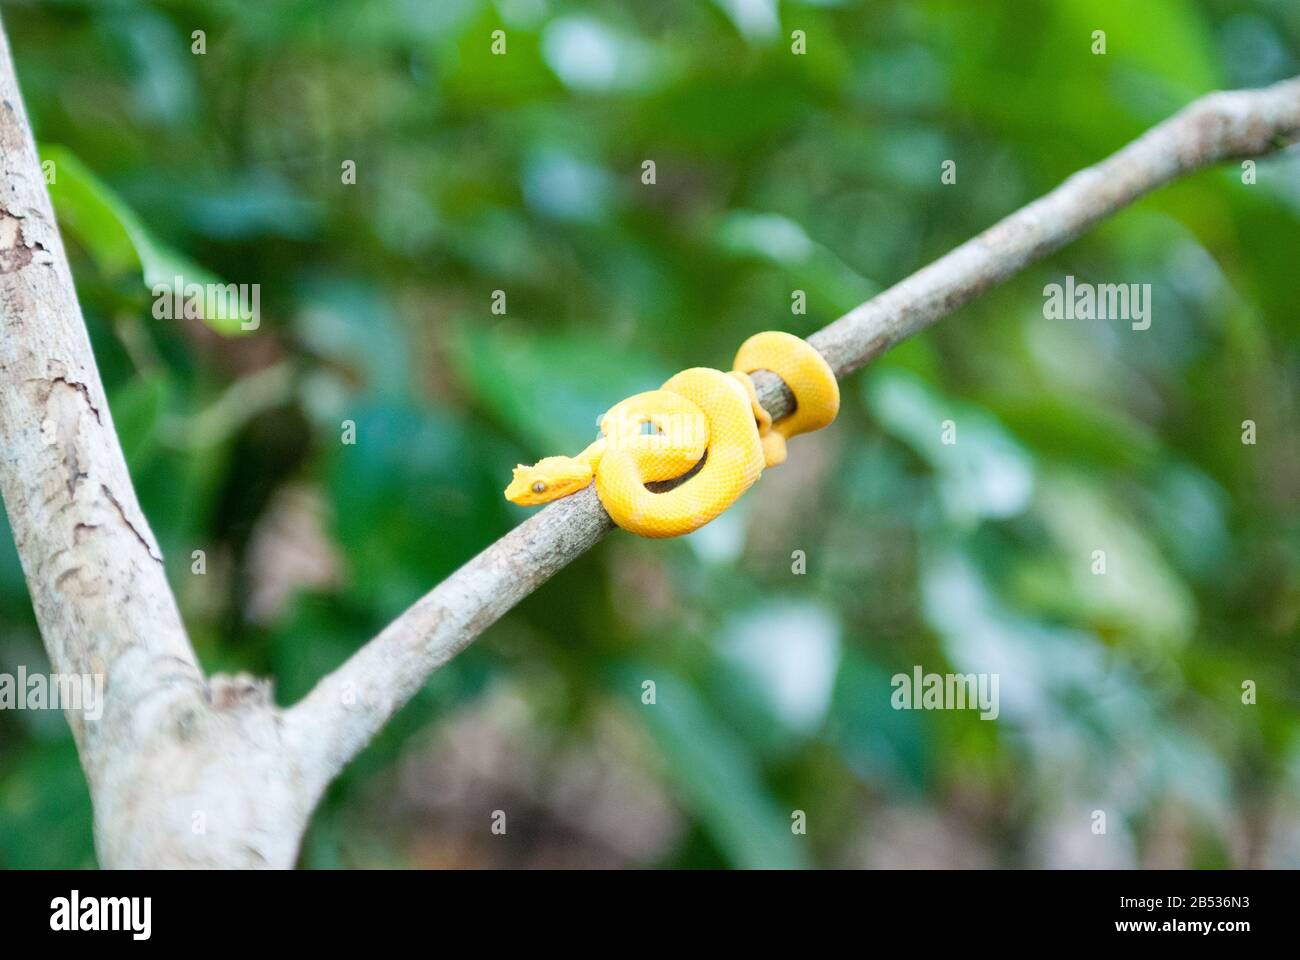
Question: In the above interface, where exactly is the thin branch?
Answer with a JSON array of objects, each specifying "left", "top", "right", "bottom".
[{"left": 288, "top": 75, "right": 1300, "bottom": 784}]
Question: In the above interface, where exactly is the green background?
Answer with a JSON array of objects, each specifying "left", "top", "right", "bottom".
[{"left": 0, "top": 0, "right": 1297, "bottom": 868}]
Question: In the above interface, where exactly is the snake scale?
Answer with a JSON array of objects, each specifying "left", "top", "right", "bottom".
[{"left": 505, "top": 331, "right": 840, "bottom": 538}]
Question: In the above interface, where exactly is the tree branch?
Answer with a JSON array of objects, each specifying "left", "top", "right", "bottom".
[
  {"left": 0, "top": 17, "right": 213, "bottom": 825},
  {"left": 0, "top": 24, "right": 205, "bottom": 752},
  {"left": 288, "top": 75, "right": 1300, "bottom": 787},
  {"left": 0, "top": 21, "right": 320, "bottom": 868}
]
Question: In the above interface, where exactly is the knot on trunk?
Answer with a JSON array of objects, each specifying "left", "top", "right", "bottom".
[{"left": 207, "top": 672, "right": 274, "bottom": 710}]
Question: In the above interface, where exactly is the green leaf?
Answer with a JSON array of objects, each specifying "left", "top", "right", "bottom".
[
  {"left": 715, "top": 209, "right": 878, "bottom": 315},
  {"left": 827, "top": 652, "right": 932, "bottom": 792},
  {"left": 865, "top": 370, "right": 1036, "bottom": 526},
  {"left": 325, "top": 402, "right": 507, "bottom": 617},
  {"left": 0, "top": 741, "right": 96, "bottom": 868},
  {"left": 613, "top": 664, "right": 809, "bottom": 869},
  {"left": 109, "top": 372, "right": 171, "bottom": 470},
  {"left": 449, "top": 323, "right": 673, "bottom": 455},
  {"left": 41, "top": 144, "right": 245, "bottom": 335},
  {"left": 1016, "top": 473, "right": 1197, "bottom": 651},
  {"left": 980, "top": 390, "right": 1162, "bottom": 474}
]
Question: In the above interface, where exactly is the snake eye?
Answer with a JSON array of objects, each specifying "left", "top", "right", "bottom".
[
  {"left": 532, "top": 481, "right": 547, "bottom": 494},
  {"left": 639, "top": 420, "right": 661, "bottom": 435}
]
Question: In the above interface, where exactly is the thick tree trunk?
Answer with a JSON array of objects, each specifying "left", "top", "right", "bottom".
[{"left": 0, "top": 20, "right": 318, "bottom": 869}]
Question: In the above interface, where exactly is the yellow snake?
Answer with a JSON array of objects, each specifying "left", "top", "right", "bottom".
[{"left": 504, "top": 331, "right": 839, "bottom": 538}]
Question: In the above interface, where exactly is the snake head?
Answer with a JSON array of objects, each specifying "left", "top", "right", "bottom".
[{"left": 504, "top": 456, "right": 595, "bottom": 505}]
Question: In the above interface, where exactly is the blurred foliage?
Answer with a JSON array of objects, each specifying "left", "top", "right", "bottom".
[{"left": 0, "top": 0, "right": 1298, "bottom": 868}]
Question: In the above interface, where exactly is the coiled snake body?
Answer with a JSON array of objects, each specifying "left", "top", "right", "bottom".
[{"left": 504, "top": 331, "right": 839, "bottom": 538}]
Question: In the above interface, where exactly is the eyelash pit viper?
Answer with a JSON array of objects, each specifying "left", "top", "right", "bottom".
[{"left": 504, "top": 331, "right": 840, "bottom": 537}]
